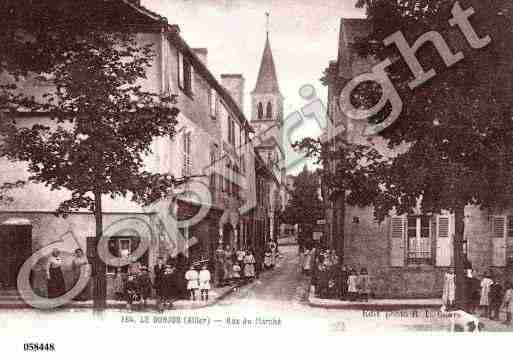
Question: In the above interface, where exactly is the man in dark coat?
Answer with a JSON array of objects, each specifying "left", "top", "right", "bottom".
[
  {"left": 174, "top": 253, "right": 188, "bottom": 299},
  {"left": 489, "top": 279, "right": 504, "bottom": 320},
  {"left": 338, "top": 264, "right": 349, "bottom": 300}
]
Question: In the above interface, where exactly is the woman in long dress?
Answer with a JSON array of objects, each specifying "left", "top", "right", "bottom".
[
  {"left": 480, "top": 271, "right": 494, "bottom": 318},
  {"left": 71, "top": 248, "right": 90, "bottom": 301},
  {"left": 442, "top": 268, "right": 456, "bottom": 309},
  {"left": 46, "top": 249, "right": 66, "bottom": 299},
  {"left": 223, "top": 246, "right": 233, "bottom": 285},
  {"left": 303, "top": 249, "right": 312, "bottom": 275}
]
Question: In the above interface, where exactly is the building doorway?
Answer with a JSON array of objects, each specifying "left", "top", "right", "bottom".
[{"left": 0, "top": 223, "right": 32, "bottom": 289}]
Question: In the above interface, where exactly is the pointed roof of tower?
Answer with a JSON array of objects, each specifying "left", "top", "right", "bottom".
[{"left": 252, "top": 35, "right": 281, "bottom": 95}]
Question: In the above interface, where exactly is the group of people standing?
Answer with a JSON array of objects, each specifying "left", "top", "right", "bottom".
[
  {"left": 43, "top": 240, "right": 281, "bottom": 309},
  {"left": 218, "top": 246, "right": 257, "bottom": 286},
  {"left": 118, "top": 254, "right": 211, "bottom": 310},
  {"left": 442, "top": 268, "right": 513, "bottom": 324},
  {"left": 301, "top": 246, "right": 372, "bottom": 301},
  {"left": 216, "top": 241, "right": 280, "bottom": 287},
  {"left": 46, "top": 248, "right": 90, "bottom": 301}
]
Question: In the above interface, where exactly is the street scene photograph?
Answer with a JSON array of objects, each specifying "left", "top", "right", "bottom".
[{"left": 1, "top": 0, "right": 513, "bottom": 354}]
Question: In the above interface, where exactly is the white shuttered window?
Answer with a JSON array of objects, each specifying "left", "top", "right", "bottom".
[
  {"left": 390, "top": 216, "right": 405, "bottom": 267},
  {"left": 436, "top": 215, "right": 452, "bottom": 267},
  {"left": 492, "top": 216, "right": 507, "bottom": 267}
]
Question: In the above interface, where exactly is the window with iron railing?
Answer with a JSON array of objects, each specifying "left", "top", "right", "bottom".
[{"left": 407, "top": 215, "right": 433, "bottom": 265}]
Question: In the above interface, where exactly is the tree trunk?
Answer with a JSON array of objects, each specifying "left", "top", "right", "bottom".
[
  {"left": 453, "top": 205, "right": 466, "bottom": 309},
  {"left": 93, "top": 188, "right": 107, "bottom": 309}
]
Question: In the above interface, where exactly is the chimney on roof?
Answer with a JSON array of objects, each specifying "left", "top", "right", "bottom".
[
  {"left": 221, "top": 74, "right": 245, "bottom": 111},
  {"left": 192, "top": 48, "right": 208, "bottom": 67}
]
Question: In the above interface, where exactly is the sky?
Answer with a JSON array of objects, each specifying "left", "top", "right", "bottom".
[{"left": 141, "top": 0, "right": 365, "bottom": 174}]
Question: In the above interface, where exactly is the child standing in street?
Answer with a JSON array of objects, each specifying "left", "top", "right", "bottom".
[
  {"left": 480, "top": 271, "right": 494, "bottom": 318},
  {"left": 198, "top": 264, "right": 211, "bottom": 301},
  {"left": 264, "top": 249, "right": 273, "bottom": 271},
  {"left": 347, "top": 268, "right": 358, "bottom": 301},
  {"left": 243, "top": 251, "right": 256, "bottom": 283},
  {"left": 358, "top": 268, "right": 370, "bottom": 302},
  {"left": 232, "top": 262, "right": 241, "bottom": 290},
  {"left": 185, "top": 265, "right": 199, "bottom": 301},
  {"left": 125, "top": 273, "right": 140, "bottom": 310}
]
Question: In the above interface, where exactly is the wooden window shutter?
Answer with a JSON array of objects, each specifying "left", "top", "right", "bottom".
[
  {"left": 436, "top": 215, "right": 451, "bottom": 267},
  {"left": 182, "top": 132, "right": 192, "bottom": 177},
  {"left": 390, "top": 216, "right": 405, "bottom": 267},
  {"left": 177, "top": 50, "right": 183, "bottom": 89},
  {"left": 492, "top": 216, "right": 506, "bottom": 267}
]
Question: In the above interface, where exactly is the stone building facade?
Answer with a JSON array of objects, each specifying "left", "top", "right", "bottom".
[
  {"left": 0, "top": 0, "right": 258, "bottom": 298},
  {"left": 325, "top": 18, "right": 512, "bottom": 298}
]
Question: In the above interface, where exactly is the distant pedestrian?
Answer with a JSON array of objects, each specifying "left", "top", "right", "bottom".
[
  {"left": 223, "top": 246, "right": 234, "bottom": 285},
  {"left": 264, "top": 249, "right": 273, "bottom": 270},
  {"left": 185, "top": 265, "right": 199, "bottom": 301},
  {"left": 338, "top": 265, "right": 349, "bottom": 300},
  {"left": 501, "top": 282, "right": 513, "bottom": 325},
  {"left": 198, "top": 264, "right": 211, "bottom": 301},
  {"left": 232, "top": 262, "right": 242, "bottom": 290},
  {"left": 303, "top": 249, "right": 313, "bottom": 275},
  {"left": 316, "top": 258, "right": 329, "bottom": 299},
  {"left": 298, "top": 250, "right": 305, "bottom": 273},
  {"left": 347, "top": 268, "right": 358, "bottom": 301},
  {"left": 480, "top": 271, "right": 494, "bottom": 318},
  {"left": 236, "top": 248, "right": 246, "bottom": 268},
  {"left": 243, "top": 251, "right": 256, "bottom": 282}
]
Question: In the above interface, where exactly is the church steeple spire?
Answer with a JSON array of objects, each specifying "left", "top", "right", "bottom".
[
  {"left": 252, "top": 12, "right": 281, "bottom": 95},
  {"left": 265, "top": 11, "right": 270, "bottom": 40}
]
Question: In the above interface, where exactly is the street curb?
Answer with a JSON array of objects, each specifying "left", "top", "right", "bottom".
[
  {"left": 0, "top": 284, "right": 240, "bottom": 311},
  {"left": 306, "top": 288, "right": 442, "bottom": 311}
]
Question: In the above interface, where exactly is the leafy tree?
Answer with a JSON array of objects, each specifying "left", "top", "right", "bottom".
[
  {"left": 1, "top": 27, "right": 179, "bottom": 308},
  {"left": 293, "top": 136, "right": 387, "bottom": 255},
  {"left": 282, "top": 165, "right": 324, "bottom": 247},
  {"left": 352, "top": 0, "right": 513, "bottom": 306}
]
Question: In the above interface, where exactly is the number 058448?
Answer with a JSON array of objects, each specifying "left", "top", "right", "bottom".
[{"left": 24, "top": 343, "right": 55, "bottom": 352}]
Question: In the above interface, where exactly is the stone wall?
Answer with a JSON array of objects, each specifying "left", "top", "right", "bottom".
[{"left": 343, "top": 205, "right": 510, "bottom": 298}]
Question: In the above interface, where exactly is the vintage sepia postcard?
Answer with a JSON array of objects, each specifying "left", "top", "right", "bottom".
[{"left": 0, "top": 0, "right": 512, "bottom": 357}]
